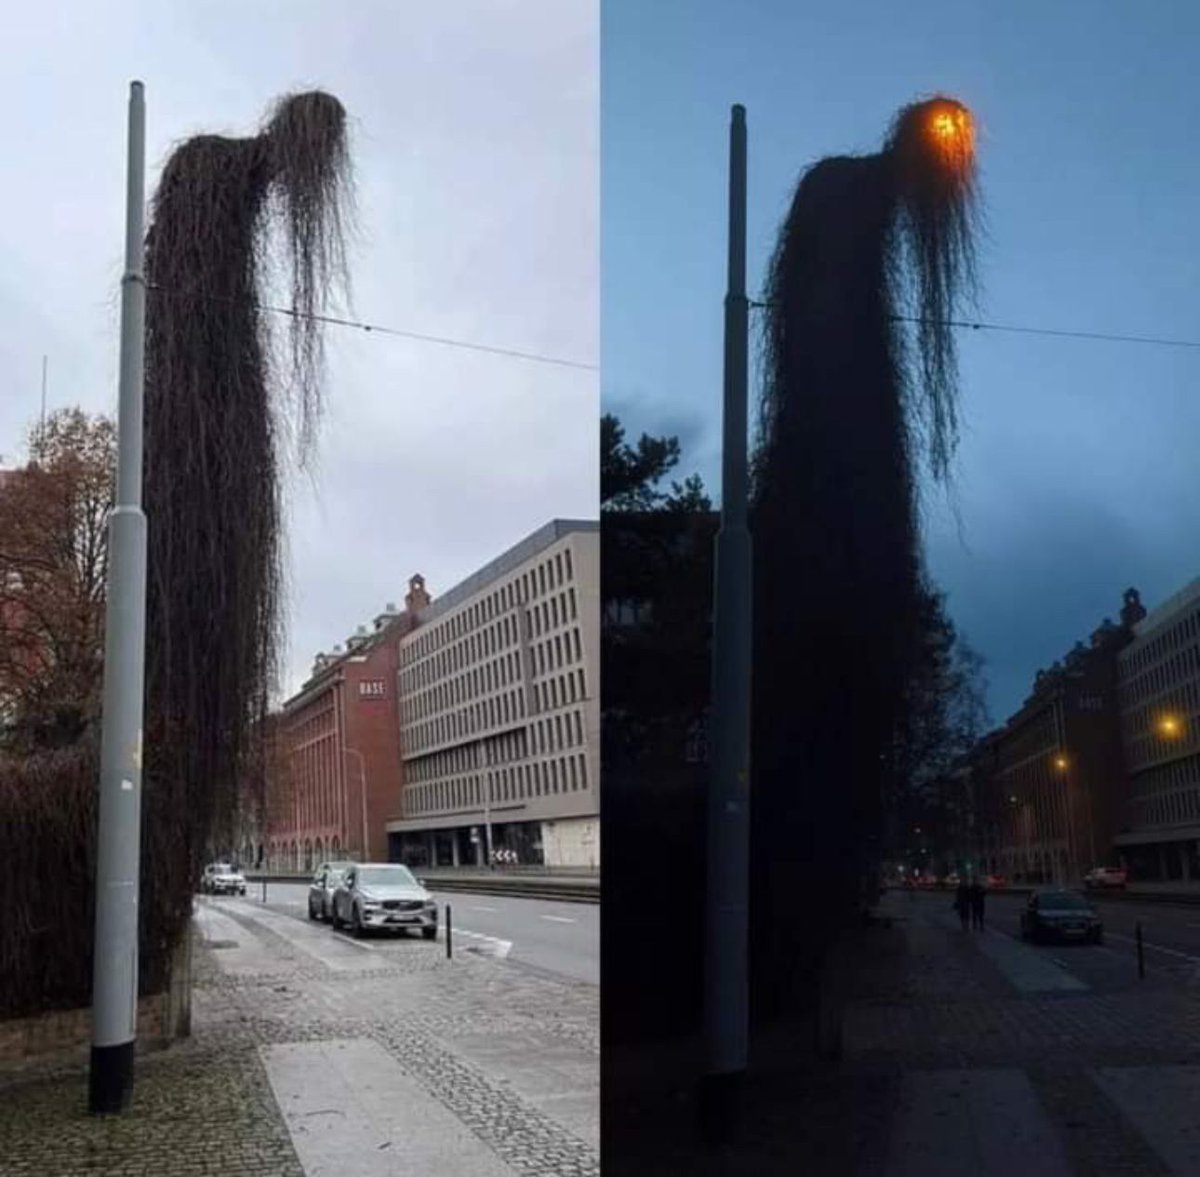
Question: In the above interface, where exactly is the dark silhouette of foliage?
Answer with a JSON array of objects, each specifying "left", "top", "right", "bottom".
[
  {"left": 601, "top": 415, "right": 715, "bottom": 1053},
  {"left": 141, "top": 91, "right": 352, "bottom": 967},
  {"left": 886, "top": 584, "right": 990, "bottom": 863},
  {"left": 0, "top": 740, "right": 98, "bottom": 1018},
  {"left": 600, "top": 414, "right": 714, "bottom": 754},
  {"left": 896, "top": 584, "right": 990, "bottom": 794},
  {"left": 602, "top": 413, "right": 713, "bottom": 512},
  {"left": 749, "top": 96, "right": 980, "bottom": 1025}
]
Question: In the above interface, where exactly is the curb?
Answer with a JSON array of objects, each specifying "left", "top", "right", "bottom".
[{"left": 423, "top": 877, "right": 600, "bottom": 904}]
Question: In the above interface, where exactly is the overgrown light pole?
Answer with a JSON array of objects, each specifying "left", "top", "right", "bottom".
[
  {"left": 702, "top": 102, "right": 752, "bottom": 1129},
  {"left": 90, "top": 80, "right": 148, "bottom": 1116}
]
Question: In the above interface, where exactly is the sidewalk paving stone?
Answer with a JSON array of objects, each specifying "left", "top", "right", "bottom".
[
  {"left": 884, "top": 1068, "right": 1073, "bottom": 1176},
  {"left": 841, "top": 895, "right": 1200, "bottom": 1175},
  {"left": 0, "top": 896, "right": 597, "bottom": 1176}
]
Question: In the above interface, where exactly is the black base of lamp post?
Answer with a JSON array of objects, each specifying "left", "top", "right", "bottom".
[{"left": 89, "top": 1040, "right": 135, "bottom": 1115}]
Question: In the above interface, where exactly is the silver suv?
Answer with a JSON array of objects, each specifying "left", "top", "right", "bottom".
[
  {"left": 307, "top": 861, "right": 355, "bottom": 921},
  {"left": 201, "top": 862, "right": 247, "bottom": 896},
  {"left": 330, "top": 863, "right": 438, "bottom": 939}
]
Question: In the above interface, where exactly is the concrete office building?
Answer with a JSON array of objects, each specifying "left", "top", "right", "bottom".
[
  {"left": 387, "top": 520, "right": 600, "bottom": 869},
  {"left": 1114, "top": 577, "right": 1200, "bottom": 881}
]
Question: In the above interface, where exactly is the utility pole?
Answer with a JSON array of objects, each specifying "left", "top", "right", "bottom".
[
  {"left": 39, "top": 356, "right": 47, "bottom": 451},
  {"left": 702, "top": 103, "right": 752, "bottom": 1133},
  {"left": 90, "top": 80, "right": 148, "bottom": 1116}
]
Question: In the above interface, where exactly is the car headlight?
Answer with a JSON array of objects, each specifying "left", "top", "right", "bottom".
[{"left": 423, "top": 899, "right": 437, "bottom": 910}]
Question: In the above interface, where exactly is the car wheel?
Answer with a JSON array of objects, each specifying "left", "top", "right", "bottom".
[
  {"left": 351, "top": 906, "right": 365, "bottom": 939},
  {"left": 422, "top": 926, "right": 437, "bottom": 941},
  {"left": 1092, "top": 930, "right": 1104, "bottom": 945},
  {"left": 331, "top": 903, "right": 343, "bottom": 930},
  {"left": 308, "top": 899, "right": 318, "bottom": 921}
]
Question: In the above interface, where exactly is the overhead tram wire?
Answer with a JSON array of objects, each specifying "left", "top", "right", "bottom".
[
  {"left": 145, "top": 282, "right": 598, "bottom": 372},
  {"left": 748, "top": 299, "right": 1200, "bottom": 352}
]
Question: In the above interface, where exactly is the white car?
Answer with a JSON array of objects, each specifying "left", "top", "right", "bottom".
[
  {"left": 202, "top": 862, "right": 247, "bottom": 896},
  {"left": 330, "top": 863, "right": 438, "bottom": 939},
  {"left": 1084, "top": 866, "right": 1128, "bottom": 890}
]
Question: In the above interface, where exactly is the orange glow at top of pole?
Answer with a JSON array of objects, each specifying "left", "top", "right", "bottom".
[{"left": 925, "top": 100, "right": 975, "bottom": 170}]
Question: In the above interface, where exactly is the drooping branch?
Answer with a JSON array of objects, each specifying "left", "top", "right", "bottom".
[
  {"left": 749, "top": 96, "right": 981, "bottom": 1022},
  {"left": 142, "top": 91, "right": 352, "bottom": 913}
]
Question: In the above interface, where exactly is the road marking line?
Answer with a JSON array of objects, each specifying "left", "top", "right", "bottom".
[
  {"left": 454, "top": 928, "right": 513, "bottom": 959},
  {"left": 469, "top": 906, "right": 498, "bottom": 912},
  {"left": 1107, "top": 932, "right": 1200, "bottom": 963},
  {"left": 541, "top": 915, "right": 576, "bottom": 923}
]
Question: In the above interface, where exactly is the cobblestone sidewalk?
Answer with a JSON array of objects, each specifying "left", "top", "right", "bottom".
[
  {"left": 605, "top": 898, "right": 1200, "bottom": 1176},
  {"left": 0, "top": 898, "right": 598, "bottom": 1176},
  {"left": 837, "top": 895, "right": 1200, "bottom": 1175}
]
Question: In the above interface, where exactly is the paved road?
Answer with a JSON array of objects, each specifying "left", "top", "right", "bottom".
[
  {"left": 252, "top": 881, "right": 598, "bottom": 985},
  {"left": 899, "top": 889, "right": 1200, "bottom": 992}
]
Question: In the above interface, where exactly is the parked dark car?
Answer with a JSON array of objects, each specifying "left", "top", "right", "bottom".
[
  {"left": 307, "top": 861, "right": 355, "bottom": 921},
  {"left": 330, "top": 862, "right": 438, "bottom": 939},
  {"left": 1020, "top": 888, "right": 1103, "bottom": 944}
]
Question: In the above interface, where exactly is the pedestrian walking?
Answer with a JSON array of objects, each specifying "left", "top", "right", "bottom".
[
  {"left": 954, "top": 879, "right": 971, "bottom": 931},
  {"left": 969, "top": 878, "right": 986, "bottom": 931}
]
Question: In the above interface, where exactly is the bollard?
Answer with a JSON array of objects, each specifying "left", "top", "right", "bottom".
[
  {"left": 262, "top": 877, "right": 267, "bottom": 905},
  {"left": 1137, "top": 921, "right": 1145, "bottom": 979},
  {"left": 446, "top": 904, "right": 452, "bottom": 960}
]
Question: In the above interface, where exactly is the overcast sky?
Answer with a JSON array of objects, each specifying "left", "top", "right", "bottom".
[
  {"left": 604, "top": 0, "right": 1200, "bottom": 723},
  {"left": 0, "top": 1, "right": 598, "bottom": 698}
]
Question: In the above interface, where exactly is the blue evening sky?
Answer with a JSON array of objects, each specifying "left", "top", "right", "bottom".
[{"left": 603, "top": 0, "right": 1200, "bottom": 723}]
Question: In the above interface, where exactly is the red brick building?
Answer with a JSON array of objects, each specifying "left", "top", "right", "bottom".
[
  {"left": 264, "top": 575, "right": 429, "bottom": 872},
  {"left": 971, "top": 589, "right": 1145, "bottom": 884}
]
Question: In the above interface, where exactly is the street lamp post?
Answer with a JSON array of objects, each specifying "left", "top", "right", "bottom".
[
  {"left": 90, "top": 81, "right": 148, "bottom": 1117},
  {"left": 344, "top": 747, "right": 368, "bottom": 861},
  {"left": 1054, "top": 753, "right": 1081, "bottom": 884},
  {"left": 702, "top": 103, "right": 752, "bottom": 1129}
]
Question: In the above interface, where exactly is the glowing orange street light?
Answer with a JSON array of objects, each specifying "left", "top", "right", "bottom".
[
  {"left": 1158, "top": 715, "right": 1183, "bottom": 739},
  {"left": 925, "top": 99, "right": 975, "bottom": 169},
  {"left": 1054, "top": 755, "right": 1068, "bottom": 771}
]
